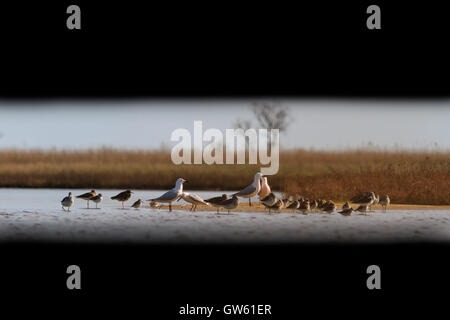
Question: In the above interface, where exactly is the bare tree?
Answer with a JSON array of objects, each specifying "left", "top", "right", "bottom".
[{"left": 250, "top": 102, "right": 291, "bottom": 132}]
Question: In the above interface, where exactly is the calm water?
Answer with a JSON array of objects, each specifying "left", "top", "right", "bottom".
[{"left": 0, "top": 188, "right": 273, "bottom": 212}]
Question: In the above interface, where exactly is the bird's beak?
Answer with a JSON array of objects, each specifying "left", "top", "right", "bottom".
[{"left": 184, "top": 179, "right": 188, "bottom": 183}]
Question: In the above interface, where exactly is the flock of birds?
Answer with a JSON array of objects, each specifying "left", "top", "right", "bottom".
[{"left": 60, "top": 173, "right": 391, "bottom": 216}]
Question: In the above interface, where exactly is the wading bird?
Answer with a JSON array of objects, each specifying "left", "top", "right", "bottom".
[
  {"left": 149, "top": 178, "right": 186, "bottom": 212},
  {"left": 90, "top": 193, "right": 103, "bottom": 209},
  {"left": 234, "top": 172, "right": 262, "bottom": 206},
  {"left": 258, "top": 176, "right": 271, "bottom": 200},
  {"left": 111, "top": 190, "right": 133, "bottom": 208},
  {"left": 218, "top": 194, "right": 240, "bottom": 214},
  {"left": 205, "top": 194, "right": 229, "bottom": 214},
  {"left": 379, "top": 194, "right": 390, "bottom": 211},
  {"left": 178, "top": 192, "right": 209, "bottom": 212},
  {"left": 351, "top": 192, "right": 375, "bottom": 209},
  {"left": 338, "top": 207, "right": 353, "bottom": 216},
  {"left": 131, "top": 199, "right": 143, "bottom": 209},
  {"left": 61, "top": 192, "right": 74, "bottom": 212},
  {"left": 76, "top": 189, "right": 97, "bottom": 209}
]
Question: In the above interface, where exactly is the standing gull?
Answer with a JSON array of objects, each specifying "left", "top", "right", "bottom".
[
  {"left": 76, "top": 189, "right": 97, "bottom": 209},
  {"left": 90, "top": 193, "right": 103, "bottom": 209},
  {"left": 205, "top": 194, "right": 229, "bottom": 214},
  {"left": 258, "top": 176, "right": 271, "bottom": 200},
  {"left": 234, "top": 172, "right": 262, "bottom": 207},
  {"left": 149, "top": 178, "right": 186, "bottom": 212},
  {"left": 61, "top": 192, "right": 74, "bottom": 212},
  {"left": 178, "top": 192, "right": 209, "bottom": 212},
  {"left": 111, "top": 189, "right": 133, "bottom": 208}
]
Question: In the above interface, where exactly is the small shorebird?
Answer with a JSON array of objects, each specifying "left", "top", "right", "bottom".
[
  {"left": 355, "top": 205, "right": 369, "bottom": 215},
  {"left": 317, "top": 199, "right": 325, "bottom": 210},
  {"left": 260, "top": 192, "right": 277, "bottom": 207},
  {"left": 149, "top": 178, "right": 186, "bottom": 212},
  {"left": 264, "top": 198, "right": 284, "bottom": 214},
  {"left": 298, "top": 199, "right": 310, "bottom": 214},
  {"left": 370, "top": 194, "right": 380, "bottom": 210},
  {"left": 322, "top": 200, "right": 337, "bottom": 213},
  {"left": 149, "top": 200, "right": 160, "bottom": 209},
  {"left": 131, "top": 199, "right": 143, "bottom": 209},
  {"left": 205, "top": 194, "right": 229, "bottom": 214},
  {"left": 310, "top": 200, "right": 318, "bottom": 211},
  {"left": 111, "top": 190, "right": 133, "bottom": 208},
  {"left": 351, "top": 192, "right": 375, "bottom": 208},
  {"left": 234, "top": 172, "right": 262, "bottom": 206},
  {"left": 258, "top": 176, "right": 271, "bottom": 200},
  {"left": 379, "top": 194, "right": 390, "bottom": 211},
  {"left": 90, "top": 193, "right": 103, "bottom": 209},
  {"left": 342, "top": 201, "right": 351, "bottom": 210},
  {"left": 338, "top": 207, "right": 353, "bottom": 216},
  {"left": 218, "top": 195, "right": 240, "bottom": 214},
  {"left": 178, "top": 192, "right": 209, "bottom": 212},
  {"left": 286, "top": 199, "right": 300, "bottom": 211},
  {"left": 61, "top": 192, "right": 74, "bottom": 212},
  {"left": 76, "top": 189, "right": 97, "bottom": 208}
]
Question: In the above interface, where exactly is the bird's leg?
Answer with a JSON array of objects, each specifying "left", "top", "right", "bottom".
[
  {"left": 169, "top": 203, "right": 172, "bottom": 212},
  {"left": 249, "top": 198, "right": 251, "bottom": 207},
  {"left": 122, "top": 202, "right": 124, "bottom": 209},
  {"left": 87, "top": 200, "right": 90, "bottom": 209},
  {"left": 62, "top": 206, "right": 65, "bottom": 211}
]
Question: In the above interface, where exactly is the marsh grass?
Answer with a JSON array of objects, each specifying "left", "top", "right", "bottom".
[{"left": 0, "top": 149, "right": 448, "bottom": 205}]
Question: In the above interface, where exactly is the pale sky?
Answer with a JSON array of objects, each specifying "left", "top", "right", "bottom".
[{"left": 0, "top": 99, "right": 449, "bottom": 151}]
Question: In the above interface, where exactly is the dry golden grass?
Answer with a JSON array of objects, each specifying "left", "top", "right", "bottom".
[{"left": 0, "top": 149, "right": 448, "bottom": 205}]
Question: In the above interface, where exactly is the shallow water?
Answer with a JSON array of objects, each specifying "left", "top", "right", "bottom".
[{"left": 0, "top": 189, "right": 449, "bottom": 243}]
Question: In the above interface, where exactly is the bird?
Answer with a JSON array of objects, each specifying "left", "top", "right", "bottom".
[
  {"left": 370, "top": 194, "right": 380, "bottom": 210},
  {"left": 111, "top": 189, "right": 133, "bottom": 208},
  {"left": 90, "top": 193, "right": 103, "bottom": 209},
  {"left": 131, "top": 199, "right": 143, "bottom": 209},
  {"left": 61, "top": 192, "right": 74, "bottom": 212},
  {"left": 205, "top": 194, "right": 229, "bottom": 214},
  {"left": 233, "top": 172, "right": 262, "bottom": 206},
  {"left": 338, "top": 207, "right": 353, "bottom": 216},
  {"left": 355, "top": 205, "right": 369, "bottom": 215},
  {"left": 342, "top": 201, "right": 351, "bottom": 210},
  {"left": 76, "top": 189, "right": 97, "bottom": 209},
  {"left": 310, "top": 200, "right": 318, "bottom": 211},
  {"left": 286, "top": 199, "right": 300, "bottom": 211},
  {"left": 351, "top": 192, "right": 375, "bottom": 208},
  {"left": 218, "top": 195, "right": 240, "bottom": 214},
  {"left": 317, "top": 199, "right": 325, "bottom": 210},
  {"left": 148, "top": 178, "right": 186, "bottom": 212},
  {"left": 298, "top": 199, "right": 310, "bottom": 214},
  {"left": 178, "top": 192, "right": 209, "bottom": 212},
  {"left": 258, "top": 176, "right": 271, "bottom": 200},
  {"left": 264, "top": 198, "right": 284, "bottom": 214},
  {"left": 260, "top": 192, "right": 277, "bottom": 207},
  {"left": 322, "top": 200, "right": 337, "bottom": 213},
  {"left": 149, "top": 200, "right": 160, "bottom": 209},
  {"left": 379, "top": 194, "right": 390, "bottom": 211}
]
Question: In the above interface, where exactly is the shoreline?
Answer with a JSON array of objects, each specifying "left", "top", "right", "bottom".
[{"left": 166, "top": 203, "right": 450, "bottom": 212}]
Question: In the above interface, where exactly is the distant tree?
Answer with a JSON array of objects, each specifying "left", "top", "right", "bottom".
[
  {"left": 233, "top": 101, "right": 292, "bottom": 151},
  {"left": 250, "top": 102, "right": 291, "bottom": 132}
]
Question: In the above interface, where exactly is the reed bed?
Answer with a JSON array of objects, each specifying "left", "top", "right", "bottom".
[{"left": 0, "top": 149, "right": 448, "bottom": 205}]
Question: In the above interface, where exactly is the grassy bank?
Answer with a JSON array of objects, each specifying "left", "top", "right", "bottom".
[{"left": 0, "top": 149, "right": 448, "bottom": 205}]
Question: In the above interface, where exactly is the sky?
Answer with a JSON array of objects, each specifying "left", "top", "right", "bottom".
[{"left": 0, "top": 99, "right": 449, "bottom": 151}]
